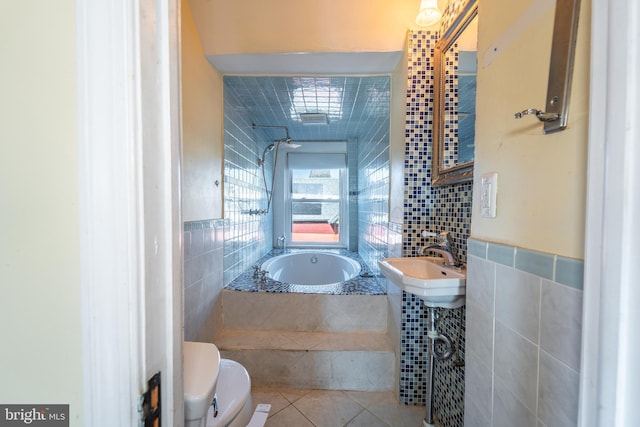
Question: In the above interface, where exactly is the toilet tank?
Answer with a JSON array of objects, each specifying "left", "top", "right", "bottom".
[{"left": 183, "top": 342, "right": 220, "bottom": 422}]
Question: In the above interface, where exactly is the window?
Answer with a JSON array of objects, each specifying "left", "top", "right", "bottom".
[{"left": 286, "top": 153, "right": 347, "bottom": 247}]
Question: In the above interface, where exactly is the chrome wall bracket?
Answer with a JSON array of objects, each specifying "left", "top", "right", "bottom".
[
  {"left": 514, "top": 108, "right": 561, "bottom": 122},
  {"left": 515, "top": 0, "right": 581, "bottom": 134}
]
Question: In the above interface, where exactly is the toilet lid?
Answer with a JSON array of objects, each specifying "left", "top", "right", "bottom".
[
  {"left": 205, "top": 359, "right": 251, "bottom": 427},
  {"left": 183, "top": 342, "right": 220, "bottom": 421}
]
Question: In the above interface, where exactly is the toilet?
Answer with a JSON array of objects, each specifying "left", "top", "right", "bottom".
[{"left": 184, "top": 341, "right": 253, "bottom": 427}]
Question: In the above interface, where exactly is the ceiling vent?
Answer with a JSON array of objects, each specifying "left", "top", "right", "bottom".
[{"left": 299, "top": 113, "right": 328, "bottom": 125}]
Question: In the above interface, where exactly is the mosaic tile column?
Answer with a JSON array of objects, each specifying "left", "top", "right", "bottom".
[
  {"left": 401, "top": 32, "right": 438, "bottom": 406},
  {"left": 401, "top": 29, "right": 472, "bottom": 427}
]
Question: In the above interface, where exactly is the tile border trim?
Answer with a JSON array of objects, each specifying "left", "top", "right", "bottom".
[{"left": 468, "top": 237, "right": 584, "bottom": 290}]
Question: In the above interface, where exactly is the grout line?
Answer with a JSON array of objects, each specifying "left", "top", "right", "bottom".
[{"left": 535, "top": 275, "right": 543, "bottom": 421}]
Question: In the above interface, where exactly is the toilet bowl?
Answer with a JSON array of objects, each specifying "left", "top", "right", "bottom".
[
  {"left": 205, "top": 359, "right": 253, "bottom": 427},
  {"left": 184, "top": 342, "right": 252, "bottom": 427}
]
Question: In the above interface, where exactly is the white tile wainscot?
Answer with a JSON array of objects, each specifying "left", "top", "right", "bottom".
[{"left": 464, "top": 238, "right": 583, "bottom": 427}]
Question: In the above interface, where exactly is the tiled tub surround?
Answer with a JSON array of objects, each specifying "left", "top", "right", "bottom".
[
  {"left": 348, "top": 139, "right": 359, "bottom": 252},
  {"left": 219, "top": 75, "right": 396, "bottom": 397},
  {"left": 465, "top": 238, "right": 583, "bottom": 427},
  {"left": 184, "top": 219, "right": 225, "bottom": 342},
  {"left": 356, "top": 76, "right": 391, "bottom": 274},
  {"left": 219, "top": 327, "right": 395, "bottom": 392},
  {"left": 219, "top": 254, "right": 392, "bottom": 391},
  {"left": 225, "top": 249, "right": 384, "bottom": 295},
  {"left": 220, "top": 249, "right": 393, "bottom": 391},
  {"left": 223, "top": 83, "right": 274, "bottom": 285},
  {"left": 222, "top": 76, "right": 392, "bottom": 278}
]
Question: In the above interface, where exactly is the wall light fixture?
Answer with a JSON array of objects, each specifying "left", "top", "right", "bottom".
[{"left": 415, "top": 0, "right": 442, "bottom": 27}]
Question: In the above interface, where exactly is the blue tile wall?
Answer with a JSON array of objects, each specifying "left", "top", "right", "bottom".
[
  {"left": 357, "top": 77, "right": 391, "bottom": 275},
  {"left": 223, "top": 76, "right": 390, "bottom": 275},
  {"left": 223, "top": 85, "right": 274, "bottom": 285},
  {"left": 348, "top": 138, "right": 359, "bottom": 252}
]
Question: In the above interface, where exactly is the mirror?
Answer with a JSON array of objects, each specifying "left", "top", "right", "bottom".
[{"left": 432, "top": 0, "right": 478, "bottom": 186}]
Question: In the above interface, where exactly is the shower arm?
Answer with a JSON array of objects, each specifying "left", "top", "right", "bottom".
[{"left": 251, "top": 123, "right": 291, "bottom": 144}]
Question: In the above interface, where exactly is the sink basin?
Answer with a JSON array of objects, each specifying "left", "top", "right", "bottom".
[{"left": 378, "top": 256, "right": 466, "bottom": 308}]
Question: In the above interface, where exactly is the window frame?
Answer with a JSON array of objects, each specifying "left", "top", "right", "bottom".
[{"left": 284, "top": 161, "right": 349, "bottom": 248}]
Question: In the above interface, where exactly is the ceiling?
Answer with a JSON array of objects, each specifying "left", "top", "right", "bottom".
[
  {"left": 187, "top": 0, "right": 442, "bottom": 142},
  {"left": 224, "top": 76, "right": 391, "bottom": 143},
  {"left": 187, "top": 0, "right": 432, "bottom": 59}
]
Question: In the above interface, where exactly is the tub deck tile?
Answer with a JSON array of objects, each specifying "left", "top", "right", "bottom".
[{"left": 225, "top": 249, "right": 386, "bottom": 295}]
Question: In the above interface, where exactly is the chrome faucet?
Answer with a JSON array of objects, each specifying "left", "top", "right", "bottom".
[{"left": 420, "top": 231, "right": 461, "bottom": 268}]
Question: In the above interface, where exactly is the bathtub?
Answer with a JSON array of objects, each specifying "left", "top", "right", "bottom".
[
  {"left": 225, "top": 250, "right": 385, "bottom": 295},
  {"left": 261, "top": 251, "right": 361, "bottom": 285}
]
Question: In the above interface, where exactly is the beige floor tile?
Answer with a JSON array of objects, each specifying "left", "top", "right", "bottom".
[
  {"left": 345, "top": 390, "right": 398, "bottom": 408},
  {"left": 264, "top": 405, "right": 314, "bottom": 427},
  {"left": 253, "top": 387, "right": 426, "bottom": 427},
  {"left": 251, "top": 387, "right": 291, "bottom": 418},
  {"left": 293, "top": 390, "right": 364, "bottom": 427},
  {"left": 351, "top": 394, "right": 425, "bottom": 427},
  {"left": 346, "top": 390, "right": 426, "bottom": 427},
  {"left": 345, "top": 409, "right": 390, "bottom": 427},
  {"left": 278, "top": 388, "right": 315, "bottom": 404},
  {"left": 371, "top": 406, "right": 426, "bottom": 427}
]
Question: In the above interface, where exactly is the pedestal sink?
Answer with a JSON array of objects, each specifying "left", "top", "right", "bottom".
[{"left": 378, "top": 256, "right": 466, "bottom": 308}]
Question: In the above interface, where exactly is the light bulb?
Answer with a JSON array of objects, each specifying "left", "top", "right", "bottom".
[{"left": 415, "top": 0, "right": 442, "bottom": 27}]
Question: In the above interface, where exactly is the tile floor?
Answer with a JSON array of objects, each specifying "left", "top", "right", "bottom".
[{"left": 251, "top": 387, "right": 426, "bottom": 427}]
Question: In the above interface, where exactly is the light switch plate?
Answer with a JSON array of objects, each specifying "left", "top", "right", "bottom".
[{"left": 480, "top": 172, "right": 498, "bottom": 218}]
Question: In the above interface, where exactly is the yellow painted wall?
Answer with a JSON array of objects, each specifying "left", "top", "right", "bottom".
[
  {"left": 182, "top": 0, "right": 225, "bottom": 221},
  {"left": 188, "top": 0, "right": 427, "bottom": 56},
  {"left": 472, "top": 0, "right": 590, "bottom": 259},
  {"left": 0, "top": 1, "right": 83, "bottom": 424}
]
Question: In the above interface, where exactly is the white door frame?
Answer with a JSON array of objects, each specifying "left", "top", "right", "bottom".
[
  {"left": 77, "top": 1, "right": 183, "bottom": 426},
  {"left": 580, "top": 0, "right": 640, "bottom": 425}
]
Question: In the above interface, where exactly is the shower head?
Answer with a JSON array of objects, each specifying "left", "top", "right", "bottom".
[{"left": 258, "top": 143, "right": 276, "bottom": 166}]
